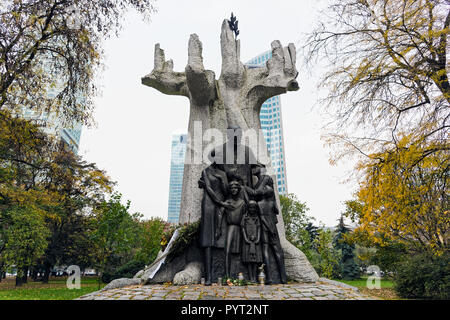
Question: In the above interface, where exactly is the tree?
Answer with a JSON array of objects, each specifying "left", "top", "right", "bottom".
[
  {"left": 279, "top": 193, "right": 344, "bottom": 277},
  {"left": 134, "top": 218, "right": 166, "bottom": 265},
  {"left": 305, "top": 222, "right": 320, "bottom": 250},
  {"left": 314, "top": 227, "right": 341, "bottom": 279},
  {"left": 100, "top": 218, "right": 168, "bottom": 283},
  {"left": 333, "top": 216, "right": 360, "bottom": 280},
  {"left": 91, "top": 193, "right": 142, "bottom": 284},
  {"left": 0, "top": 110, "right": 57, "bottom": 211},
  {"left": 305, "top": 0, "right": 449, "bottom": 166},
  {"left": 280, "top": 194, "right": 311, "bottom": 242},
  {"left": 343, "top": 199, "right": 408, "bottom": 274},
  {"left": 280, "top": 194, "right": 318, "bottom": 259},
  {"left": 40, "top": 145, "right": 114, "bottom": 281},
  {"left": 304, "top": 0, "right": 449, "bottom": 260},
  {"left": 2, "top": 206, "right": 50, "bottom": 286},
  {"left": 0, "top": 0, "right": 155, "bottom": 125},
  {"left": 0, "top": 110, "right": 114, "bottom": 282},
  {"left": 0, "top": 110, "right": 57, "bottom": 285},
  {"left": 354, "top": 136, "right": 448, "bottom": 255}
]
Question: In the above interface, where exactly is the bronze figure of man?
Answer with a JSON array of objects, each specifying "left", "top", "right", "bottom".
[
  {"left": 246, "top": 164, "right": 287, "bottom": 284},
  {"left": 198, "top": 161, "right": 229, "bottom": 285}
]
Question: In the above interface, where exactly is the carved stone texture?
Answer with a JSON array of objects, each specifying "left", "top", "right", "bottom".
[{"left": 142, "top": 18, "right": 318, "bottom": 283}]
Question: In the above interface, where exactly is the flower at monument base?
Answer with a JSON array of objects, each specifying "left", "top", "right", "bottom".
[{"left": 160, "top": 236, "right": 168, "bottom": 247}]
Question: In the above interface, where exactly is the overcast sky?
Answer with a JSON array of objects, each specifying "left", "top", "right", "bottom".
[{"left": 79, "top": 0, "right": 357, "bottom": 227}]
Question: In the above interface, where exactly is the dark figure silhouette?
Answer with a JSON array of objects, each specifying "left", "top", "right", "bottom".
[
  {"left": 246, "top": 164, "right": 287, "bottom": 284},
  {"left": 198, "top": 161, "right": 229, "bottom": 285},
  {"left": 241, "top": 200, "right": 263, "bottom": 283},
  {"left": 221, "top": 180, "right": 246, "bottom": 279}
]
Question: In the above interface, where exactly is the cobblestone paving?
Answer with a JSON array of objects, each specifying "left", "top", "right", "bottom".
[{"left": 77, "top": 281, "right": 376, "bottom": 300}]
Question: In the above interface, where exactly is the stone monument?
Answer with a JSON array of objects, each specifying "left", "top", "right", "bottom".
[{"left": 137, "top": 15, "right": 318, "bottom": 285}]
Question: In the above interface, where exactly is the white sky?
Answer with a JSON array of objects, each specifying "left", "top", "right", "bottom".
[{"left": 79, "top": 0, "right": 357, "bottom": 227}]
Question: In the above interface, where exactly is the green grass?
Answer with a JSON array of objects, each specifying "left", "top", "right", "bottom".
[
  {"left": 331, "top": 276, "right": 400, "bottom": 299},
  {"left": 332, "top": 276, "right": 394, "bottom": 289},
  {"left": 0, "top": 277, "right": 105, "bottom": 300}
]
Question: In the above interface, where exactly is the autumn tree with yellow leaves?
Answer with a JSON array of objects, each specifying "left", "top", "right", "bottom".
[
  {"left": 0, "top": 0, "right": 158, "bottom": 284},
  {"left": 305, "top": 0, "right": 449, "bottom": 255},
  {"left": 351, "top": 136, "right": 448, "bottom": 255},
  {"left": 0, "top": 110, "right": 114, "bottom": 284}
]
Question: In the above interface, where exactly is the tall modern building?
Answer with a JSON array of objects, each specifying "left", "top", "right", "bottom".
[
  {"left": 22, "top": 109, "right": 82, "bottom": 154},
  {"left": 167, "top": 133, "right": 187, "bottom": 223},
  {"left": 20, "top": 86, "right": 82, "bottom": 154},
  {"left": 246, "top": 51, "right": 288, "bottom": 195}
]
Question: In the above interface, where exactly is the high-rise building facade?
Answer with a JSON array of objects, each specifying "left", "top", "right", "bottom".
[
  {"left": 20, "top": 86, "right": 82, "bottom": 154},
  {"left": 246, "top": 51, "right": 288, "bottom": 195},
  {"left": 167, "top": 133, "right": 187, "bottom": 223}
]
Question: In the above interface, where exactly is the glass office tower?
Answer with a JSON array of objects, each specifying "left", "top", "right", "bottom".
[
  {"left": 167, "top": 133, "right": 187, "bottom": 223},
  {"left": 20, "top": 82, "right": 82, "bottom": 154},
  {"left": 246, "top": 51, "right": 288, "bottom": 195}
]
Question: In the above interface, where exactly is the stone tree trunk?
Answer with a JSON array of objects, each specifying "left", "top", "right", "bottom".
[{"left": 142, "top": 19, "right": 318, "bottom": 283}]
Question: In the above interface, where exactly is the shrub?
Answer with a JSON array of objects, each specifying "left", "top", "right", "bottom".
[
  {"left": 313, "top": 228, "right": 341, "bottom": 279},
  {"left": 101, "top": 259, "right": 145, "bottom": 283},
  {"left": 394, "top": 252, "right": 450, "bottom": 299},
  {"left": 167, "top": 221, "right": 200, "bottom": 262},
  {"left": 135, "top": 218, "right": 167, "bottom": 265}
]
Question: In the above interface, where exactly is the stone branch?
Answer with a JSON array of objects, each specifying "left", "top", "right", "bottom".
[
  {"left": 245, "top": 41, "right": 300, "bottom": 109},
  {"left": 185, "top": 34, "right": 217, "bottom": 106},
  {"left": 141, "top": 43, "right": 189, "bottom": 97},
  {"left": 220, "top": 19, "right": 245, "bottom": 89}
]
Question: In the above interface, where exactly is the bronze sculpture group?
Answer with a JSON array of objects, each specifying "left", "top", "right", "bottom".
[{"left": 198, "top": 127, "right": 287, "bottom": 285}]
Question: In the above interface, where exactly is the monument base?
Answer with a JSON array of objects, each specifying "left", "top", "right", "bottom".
[{"left": 134, "top": 241, "right": 318, "bottom": 285}]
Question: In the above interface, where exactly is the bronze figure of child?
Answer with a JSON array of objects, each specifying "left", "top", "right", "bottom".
[
  {"left": 241, "top": 200, "right": 263, "bottom": 283},
  {"left": 219, "top": 179, "right": 246, "bottom": 279}
]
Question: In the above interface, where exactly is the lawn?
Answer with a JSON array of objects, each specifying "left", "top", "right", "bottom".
[
  {"left": 332, "top": 276, "right": 399, "bottom": 300},
  {"left": 334, "top": 277, "right": 394, "bottom": 289},
  {"left": 0, "top": 276, "right": 105, "bottom": 300}
]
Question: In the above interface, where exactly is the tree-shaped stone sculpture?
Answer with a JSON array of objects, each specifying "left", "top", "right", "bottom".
[{"left": 141, "top": 18, "right": 319, "bottom": 283}]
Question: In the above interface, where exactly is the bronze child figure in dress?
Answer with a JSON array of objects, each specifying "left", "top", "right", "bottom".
[
  {"left": 221, "top": 179, "right": 246, "bottom": 279},
  {"left": 241, "top": 200, "right": 263, "bottom": 283}
]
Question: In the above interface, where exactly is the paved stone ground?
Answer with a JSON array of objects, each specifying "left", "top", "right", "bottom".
[{"left": 77, "top": 281, "right": 376, "bottom": 300}]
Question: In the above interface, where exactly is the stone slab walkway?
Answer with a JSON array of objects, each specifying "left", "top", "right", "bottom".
[{"left": 77, "top": 280, "right": 376, "bottom": 300}]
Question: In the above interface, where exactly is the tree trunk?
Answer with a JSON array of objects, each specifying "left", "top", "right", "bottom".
[
  {"left": 0, "top": 262, "right": 4, "bottom": 282},
  {"left": 43, "top": 265, "right": 51, "bottom": 283},
  {"left": 15, "top": 275, "right": 23, "bottom": 287},
  {"left": 21, "top": 266, "right": 28, "bottom": 284},
  {"left": 30, "top": 266, "right": 39, "bottom": 281}
]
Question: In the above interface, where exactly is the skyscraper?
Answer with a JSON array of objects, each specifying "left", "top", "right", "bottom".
[
  {"left": 20, "top": 86, "right": 82, "bottom": 154},
  {"left": 167, "top": 133, "right": 187, "bottom": 223},
  {"left": 246, "top": 51, "right": 288, "bottom": 195}
]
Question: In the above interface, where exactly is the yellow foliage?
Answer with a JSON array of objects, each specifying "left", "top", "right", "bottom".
[{"left": 354, "top": 135, "right": 449, "bottom": 255}]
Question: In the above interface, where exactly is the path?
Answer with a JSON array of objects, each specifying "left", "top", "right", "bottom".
[{"left": 77, "top": 280, "right": 375, "bottom": 300}]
